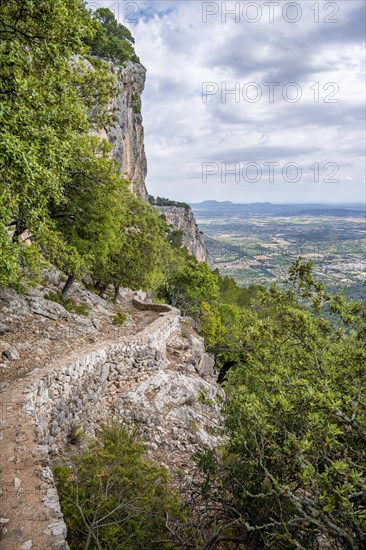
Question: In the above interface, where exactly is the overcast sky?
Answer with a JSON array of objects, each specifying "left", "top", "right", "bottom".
[{"left": 89, "top": 1, "right": 365, "bottom": 204}]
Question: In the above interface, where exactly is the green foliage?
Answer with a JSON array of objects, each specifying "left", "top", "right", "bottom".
[
  {"left": 148, "top": 195, "right": 191, "bottom": 214},
  {"left": 0, "top": 0, "right": 117, "bottom": 289},
  {"left": 133, "top": 102, "right": 141, "bottom": 114},
  {"left": 54, "top": 423, "right": 180, "bottom": 549},
  {"left": 112, "top": 312, "right": 127, "bottom": 326},
  {"left": 131, "top": 92, "right": 142, "bottom": 114},
  {"left": 215, "top": 270, "right": 265, "bottom": 307},
  {"left": 87, "top": 8, "right": 140, "bottom": 64},
  {"left": 48, "top": 136, "right": 128, "bottom": 289},
  {"left": 161, "top": 256, "right": 219, "bottom": 316},
  {"left": 102, "top": 195, "right": 170, "bottom": 293},
  {"left": 194, "top": 261, "right": 366, "bottom": 549},
  {"left": 44, "top": 291, "right": 90, "bottom": 316},
  {"left": 167, "top": 229, "right": 184, "bottom": 249}
]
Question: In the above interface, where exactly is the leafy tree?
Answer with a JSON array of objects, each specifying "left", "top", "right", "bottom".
[
  {"left": 194, "top": 261, "right": 366, "bottom": 549},
  {"left": 47, "top": 136, "right": 128, "bottom": 295},
  {"left": 54, "top": 423, "right": 180, "bottom": 549},
  {"left": 167, "top": 229, "right": 184, "bottom": 250},
  {"left": 215, "top": 271, "right": 265, "bottom": 309},
  {"left": 87, "top": 8, "right": 140, "bottom": 64},
  {"left": 98, "top": 196, "right": 169, "bottom": 301},
  {"left": 162, "top": 258, "right": 219, "bottom": 316},
  {"left": 0, "top": 0, "right": 116, "bottom": 288}
]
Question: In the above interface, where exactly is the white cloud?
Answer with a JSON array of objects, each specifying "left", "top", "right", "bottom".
[{"left": 92, "top": 0, "right": 365, "bottom": 203}]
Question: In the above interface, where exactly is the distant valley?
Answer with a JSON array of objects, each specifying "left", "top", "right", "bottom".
[{"left": 191, "top": 202, "right": 366, "bottom": 302}]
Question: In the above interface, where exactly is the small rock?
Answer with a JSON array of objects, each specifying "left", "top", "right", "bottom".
[
  {"left": 17, "top": 343, "right": 32, "bottom": 351},
  {"left": 25, "top": 368, "right": 41, "bottom": 376},
  {"left": 145, "top": 442, "right": 158, "bottom": 451},
  {"left": 14, "top": 477, "right": 21, "bottom": 491},
  {"left": 0, "top": 323, "right": 10, "bottom": 335},
  {"left": 21, "top": 540, "right": 33, "bottom": 549},
  {"left": 3, "top": 346, "right": 20, "bottom": 361},
  {"left": 0, "top": 341, "right": 11, "bottom": 353},
  {"left": 92, "top": 318, "right": 101, "bottom": 330},
  {"left": 43, "top": 522, "right": 67, "bottom": 538}
]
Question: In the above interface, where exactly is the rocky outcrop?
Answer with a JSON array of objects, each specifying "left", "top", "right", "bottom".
[
  {"left": 114, "top": 325, "right": 220, "bottom": 467},
  {"left": 157, "top": 206, "right": 209, "bottom": 262},
  {"left": 96, "top": 61, "right": 148, "bottom": 199}
]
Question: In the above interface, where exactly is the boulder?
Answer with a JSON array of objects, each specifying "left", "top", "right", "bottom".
[
  {"left": 196, "top": 353, "right": 216, "bottom": 380},
  {"left": 26, "top": 297, "right": 69, "bottom": 321},
  {"left": 3, "top": 347, "right": 20, "bottom": 361}
]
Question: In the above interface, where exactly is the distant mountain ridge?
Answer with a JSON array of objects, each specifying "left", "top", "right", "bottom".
[{"left": 190, "top": 201, "right": 365, "bottom": 217}]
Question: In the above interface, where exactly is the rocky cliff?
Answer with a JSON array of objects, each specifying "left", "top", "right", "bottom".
[
  {"left": 98, "top": 62, "right": 210, "bottom": 264},
  {"left": 157, "top": 205, "right": 209, "bottom": 262},
  {"left": 96, "top": 60, "right": 148, "bottom": 200}
]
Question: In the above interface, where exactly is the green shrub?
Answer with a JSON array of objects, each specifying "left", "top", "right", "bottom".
[
  {"left": 87, "top": 8, "right": 140, "bottom": 65},
  {"left": 112, "top": 311, "right": 127, "bottom": 326},
  {"left": 132, "top": 102, "right": 141, "bottom": 114},
  {"left": 44, "top": 291, "right": 90, "bottom": 317},
  {"left": 54, "top": 423, "right": 181, "bottom": 549}
]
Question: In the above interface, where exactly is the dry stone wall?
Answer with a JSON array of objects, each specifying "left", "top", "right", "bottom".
[{"left": 1, "top": 306, "right": 180, "bottom": 550}]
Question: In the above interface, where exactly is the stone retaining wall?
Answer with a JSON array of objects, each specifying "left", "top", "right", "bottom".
[
  {"left": 1, "top": 307, "right": 180, "bottom": 550},
  {"left": 132, "top": 297, "right": 172, "bottom": 313}
]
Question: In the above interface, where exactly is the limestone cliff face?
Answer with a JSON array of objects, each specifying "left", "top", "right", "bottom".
[
  {"left": 99, "top": 61, "right": 209, "bottom": 262},
  {"left": 157, "top": 206, "right": 209, "bottom": 263},
  {"left": 101, "top": 61, "right": 148, "bottom": 200}
]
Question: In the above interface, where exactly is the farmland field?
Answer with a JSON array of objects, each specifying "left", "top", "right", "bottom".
[{"left": 191, "top": 202, "right": 366, "bottom": 302}]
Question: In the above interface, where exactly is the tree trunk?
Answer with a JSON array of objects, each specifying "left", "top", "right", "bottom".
[
  {"left": 99, "top": 285, "right": 107, "bottom": 299},
  {"left": 84, "top": 529, "right": 92, "bottom": 550},
  {"left": 62, "top": 274, "right": 75, "bottom": 297},
  {"left": 113, "top": 285, "right": 120, "bottom": 305},
  {"left": 12, "top": 218, "right": 26, "bottom": 243}
]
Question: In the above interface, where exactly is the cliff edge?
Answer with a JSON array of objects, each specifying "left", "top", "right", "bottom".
[
  {"left": 157, "top": 205, "right": 209, "bottom": 263},
  {"left": 95, "top": 60, "right": 148, "bottom": 200}
]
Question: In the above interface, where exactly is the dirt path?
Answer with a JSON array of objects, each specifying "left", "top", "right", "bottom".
[{"left": 0, "top": 290, "right": 161, "bottom": 549}]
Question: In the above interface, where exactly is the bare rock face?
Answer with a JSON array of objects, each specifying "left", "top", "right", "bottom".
[
  {"left": 99, "top": 61, "right": 148, "bottom": 200},
  {"left": 157, "top": 206, "right": 209, "bottom": 262},
  {"left": 94, "top": 61, "right": 210, "bottom": 264},
  {"left": 0, "top": 288, "right": 31, "bottom": 322},
  {"left": 113, "top": 326, "right": 222, "bottom": 473}
]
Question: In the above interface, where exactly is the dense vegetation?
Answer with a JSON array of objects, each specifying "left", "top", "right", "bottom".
[
  {"left": 86, "top": 7, "right": 140, "bottom": 64},
  {"left": 149, "top": 195, "right": 191, "bottom": 214},
  {"left": 55, "top": 424, "right": 180, "bottom": 549},
  {"left": 0, "top": 1, "right": 159, "bottom": 296},
  {"left": 1, "top": 2, "right": 365, "bottom": 549},
  {"left": 173, "top": 259, "right": 366, "bottom": 549}
]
